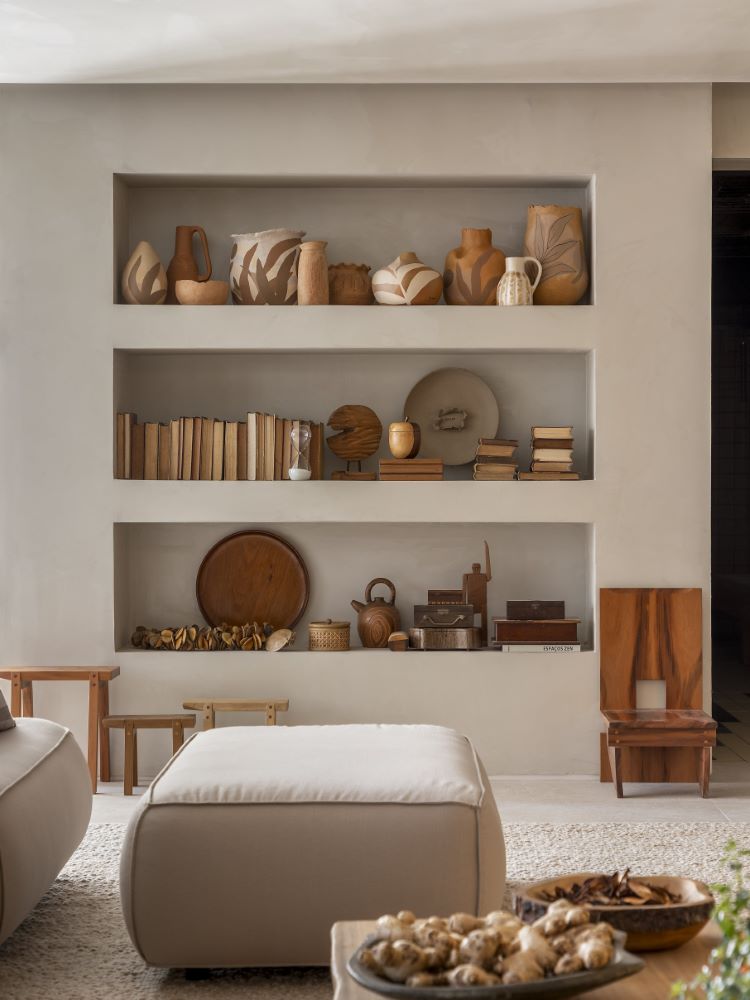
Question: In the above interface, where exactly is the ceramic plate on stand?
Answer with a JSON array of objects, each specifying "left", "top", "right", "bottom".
[{"left": 404, "top": 368, "right": 500, "bottom": 466}]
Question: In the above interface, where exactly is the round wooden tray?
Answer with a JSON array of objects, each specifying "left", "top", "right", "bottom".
[{"left": 196, "top": 530, "right": 310, "bottom": 629}]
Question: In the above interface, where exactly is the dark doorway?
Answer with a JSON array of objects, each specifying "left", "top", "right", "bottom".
[{"left": 712, "top": 171, "right": 750, "bottom": 764}]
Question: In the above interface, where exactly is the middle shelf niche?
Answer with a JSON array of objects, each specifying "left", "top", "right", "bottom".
[{"left": 114, "top": 349, "right": 594, "bottom": 480}]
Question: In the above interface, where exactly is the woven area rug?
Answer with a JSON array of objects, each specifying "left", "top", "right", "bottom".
[{"left": 1, "top": 822, "right": 746, "bottom": 1000}]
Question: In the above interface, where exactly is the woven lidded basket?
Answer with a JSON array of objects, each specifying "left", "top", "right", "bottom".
[{"left": 308, "top": 619, "right": 350, "bottom": 651}]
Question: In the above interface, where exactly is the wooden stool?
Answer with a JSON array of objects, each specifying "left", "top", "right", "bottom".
[
  {"left": 102, "top": 714, "right": 196, "bottom": 795},
  {"left": 182, "top": 699, "right": 289, "bottom": 730},
  {"left": 602, "top": 709, "right": 717, "bottom": 798}
]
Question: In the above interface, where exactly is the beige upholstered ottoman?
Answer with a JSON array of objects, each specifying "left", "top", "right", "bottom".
[{"left": 120, "top": 724, "right": 505, "bottom": 968}]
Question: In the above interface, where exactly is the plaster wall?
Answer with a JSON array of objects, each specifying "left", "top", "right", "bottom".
[{"left": 0, "top": 84, "right": 712, "bottom": 775}]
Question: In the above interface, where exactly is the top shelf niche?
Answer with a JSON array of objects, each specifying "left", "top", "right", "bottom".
[{"left": 113, "top": 174, "right": 594, "bottom": 307}]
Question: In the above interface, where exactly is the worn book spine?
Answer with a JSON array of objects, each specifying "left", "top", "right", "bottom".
[
  {"left": 115, "top": 413, "right": 125, "bottom": 479},
  {"left": 519, "top": 472, "right": 580, "bottom": 481},
  {"left": 264, "top": 414, "right": 275, "bottom": 481},
  {"left": 144, "top": 423, "right": 159, "bottom": 480},
  {"left": 274, "top": 416, "right": 283, "bottom": 481},
  {"left": 168, "top": 419, "right": 181, "bottom": 480},
  {"left": 246, "top": 413, "right": 257, "bottom": 481},
  {"left": 122, "top": 412, "right": 136, "bottom": 480},
  {"left": 506, "top": 600, "right": 566, "bottom": 620},
  {"left": 212, "top": 420, "right": 225, "bottom": 481},
  {"left": 199, "top": 417, "right": 214, "bottom": 481},
  {"left": 282, "top": 418, "right": 292, "bottom": 480},
  {"left": 237, "top": 421, "right": 248, "bottom": 480},
  {"left": 477, "top": 438, "right": 519, "bottom": 446},
  {"left": 475, "top": 449, "right": 517, "bottom": 460},
  {"left": 157, "top": 423, "right": 170, "bottom": 480},
  {"left": 495, "top": 643, "right": 582, "bottom": 653},
  {"left": 531, "top": 426, "right": 573, "bottom": 438},
  {"left": 531, "top": 461, "right": 573, "bottom": 473},
  {"left": 532, "top": 438, "right": 574, "bottom": 449},
  {"left": 224, "top": 421, "right": 238, "bottom": 481},
  {"left": 130, "top": 422, "right": 145, "bottom": 480},
  {"left": 191, "top": 417, "right": 203, "bottom": 481},
  {"left": 181, "top": 417, "right": 193, "bottom": 481}
]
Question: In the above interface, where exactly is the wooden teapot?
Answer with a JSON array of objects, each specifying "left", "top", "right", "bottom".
[{"left": 351, "top": 578, "right": 401, "bottom": 648}]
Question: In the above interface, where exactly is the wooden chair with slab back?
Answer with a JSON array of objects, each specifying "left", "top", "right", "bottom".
[{"left": 600, "top": 588, "right": 717, "bottom": 798}]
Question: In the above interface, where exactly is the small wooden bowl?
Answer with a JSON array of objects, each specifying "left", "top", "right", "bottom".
[
  {"left": 175, "top": 279, "right": 229, "bottom": 305},
  {"left": 387, "top": 631, "right": 409, "bottom": 651},
  {"left": 514, "top": 873, "right": 714, "bottom": 952}
]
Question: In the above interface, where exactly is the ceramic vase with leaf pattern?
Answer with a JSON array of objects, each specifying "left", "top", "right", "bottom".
[
  {"left": 443, "top": 228, "right": 506, "bottom": 306},
  {"left": 229, "top": 228, "right": 305, "bottom": 305},
  {"left": 121, "top": 241, "right": 167, "bottom": 305},
  {"left": 523, "top": 205, "right": 589, "bottom": 305}
]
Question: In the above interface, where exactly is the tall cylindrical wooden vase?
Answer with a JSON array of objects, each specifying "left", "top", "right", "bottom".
[{"left": 297, "top": 241, "right": 329, "bottom": 305}]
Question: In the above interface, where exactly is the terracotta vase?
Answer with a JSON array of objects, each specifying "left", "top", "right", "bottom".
[
  {"left": 496, "top": 256, "right": 542, "bottom": 306},
  {"left": 523, "top": 205, "right": 589, "bottom": 305},
  {"left": 166, "top": 226, "right": 211, "bottom": 304},
  {"left": 372, "top": 252, "right": 443, "bottom": 306},
  {"left": 297, "top": 241, "right": 329, "bottom": 305},
  {"left": 444, "top": 228, "right": 506, "bottom": 305},
  {"left": 121, "top": 241, "right": 167, "bottom": 305},
  {"left": 328, "top": 263, "right": 373, "bottom": 305},
  {"left": 230, "top": 228, "right": 304, "bottom": 305}
]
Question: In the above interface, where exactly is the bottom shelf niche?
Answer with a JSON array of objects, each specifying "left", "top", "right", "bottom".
[{"left": 114, "top": 520, "right": 594, "bottom": 650}]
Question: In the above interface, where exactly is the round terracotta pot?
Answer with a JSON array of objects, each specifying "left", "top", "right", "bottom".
[
  {"left": 523, "top": 205, "right": 589, "bottom": 305},
  {"left": 372, "top": 252, "right": 443, "bottom": 306},
  {"left": 328, "top": 263, "right": 373, "bottom": 305}
]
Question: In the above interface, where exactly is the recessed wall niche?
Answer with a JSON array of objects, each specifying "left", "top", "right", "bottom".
[
  {"left": 113, "top": 521, "right": 594, "bottom": 651},
  {"left": 114, "top": 349, "right": 593, "bottom": 480},
  {"left": 113, "top": 176, "right": 594, "bottom": 305}
]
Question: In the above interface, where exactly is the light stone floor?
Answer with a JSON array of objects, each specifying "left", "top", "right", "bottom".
[{"left": 91, "top": 760, "right": 750, "bottom": 826}]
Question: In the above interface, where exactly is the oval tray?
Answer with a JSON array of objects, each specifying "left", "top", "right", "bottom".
[
  {"left": 196, "top": 529, "right": 309, "bottom": 629},
  {"left": 347, "top": 929, "right": 643, "bottom": 1000}
]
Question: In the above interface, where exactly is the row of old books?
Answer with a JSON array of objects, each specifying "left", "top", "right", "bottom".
[
  {"left": 491, "top": 600, "right": 581, "bottom": 652},
  {"left": 115, "top": 413, "right": 324, "bottom": 481},
  {"left": 518, "top": 426, "right": 580, "bottom": 481},
  {"left": 472, "top": 438, "right": 518, "bottom": 480}
]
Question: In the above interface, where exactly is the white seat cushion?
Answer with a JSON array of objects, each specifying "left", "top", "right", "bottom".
[{"left": 149, "top": 724, "right": 486, "bottom": 807}]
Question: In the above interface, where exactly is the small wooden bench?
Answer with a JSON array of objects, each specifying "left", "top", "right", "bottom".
[
  {"left": 102, "top": 713, "right": 196, "bottom": 795},
  {"left": 602, "top": 709, "right": 717, "bottom": 798},
  {"left": 182, "top": 698, "right": 289, "bottom": 730}
]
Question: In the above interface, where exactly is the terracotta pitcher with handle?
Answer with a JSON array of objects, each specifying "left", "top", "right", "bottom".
[
  {"left": 351, "top": 578, "right": 401, "bottom": 648},
  {"left": 166, "top": 225, "right": 212, "bottom": 303}
]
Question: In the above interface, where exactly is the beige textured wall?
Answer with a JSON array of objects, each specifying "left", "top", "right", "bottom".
[
  {"left": 714, "top": 83, "right": 750, "bottom": 161},
  {"left": 0, "top": 84, "right": 712, "bottom": 776}
]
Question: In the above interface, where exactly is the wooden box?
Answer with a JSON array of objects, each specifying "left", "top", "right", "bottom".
[
  {"left": 409, "top": 627, "right": 481, "bottom": 650},
  {"left": 493, "top": 618, "right": 580, "bottom": 643},
  {"left": 413, "top": 605, "right": 474, "bottom": 628}
]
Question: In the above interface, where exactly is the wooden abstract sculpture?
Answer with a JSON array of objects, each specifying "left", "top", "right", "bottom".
[
  {"left": 463, "top": 540, "right": 492, "bottom": 646},
  {"left": 327, "top": 404, "right": 382, "bottom": 480}
]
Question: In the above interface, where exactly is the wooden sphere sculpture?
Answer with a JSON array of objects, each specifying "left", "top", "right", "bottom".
[{"left": 327, "top": 404, "right": 382, "bottom": 478}]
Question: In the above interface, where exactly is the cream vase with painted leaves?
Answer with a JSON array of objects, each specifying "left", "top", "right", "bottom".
[
  {"left": 230, "top": 228, "right": 304, "bottom": 305},
  {"left": 372, "top": 252, "right": 443, "bottom": 305},
  {"left": 523, "top": 205, "right": 589, "bottom": 305},
  {"left": 121, "top": 241, "right": 167, "bottom": 305}
]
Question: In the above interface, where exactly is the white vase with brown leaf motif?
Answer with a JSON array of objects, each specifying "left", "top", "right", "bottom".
[
  {"left": 372, "top": 252, "right": 443, "bottom": 305},
  {"left": 229, "top": 228, "right": 305, "bottom": 305},
  {"left": 523, "top": 205, "right": 589, "bottom": 305},
  {"left": 121, "top": 241, "right": 167, "bottom": 305}
]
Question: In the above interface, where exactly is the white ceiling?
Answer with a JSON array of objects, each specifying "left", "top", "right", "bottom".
[{"left": 1, "top": 0, "right": 749, "bottom": 84}]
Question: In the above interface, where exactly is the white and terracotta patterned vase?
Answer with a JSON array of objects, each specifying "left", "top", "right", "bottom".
[
  {"left": 121, "top": 241, "right": 167, "bottom": 305},
  {"left": 372, "top": 252, "right": 443, "bottom": 305},
  {"left": 229, "top": 228, "right": 305, "bottom": 305}
]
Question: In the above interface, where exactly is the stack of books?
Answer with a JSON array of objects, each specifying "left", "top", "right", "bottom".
[
  {"left": 492, "top": 600, "right": 581, "bottom": 652},
  {"left": 379, "top": 458, "right": 444, "bottom": 481},
  {"left": 116, "top": 412, "right": 323, "bottom": 481},
  {"left": 519, "top": 426, "right": 580, "bottom": 481},
  {"left": 472, "top": 438, "right": 519, "bottom": 481}
]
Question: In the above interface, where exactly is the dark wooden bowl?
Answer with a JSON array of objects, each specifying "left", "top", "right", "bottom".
[{"left": 514, "top": 873, "right": 714, "bottom": 952}]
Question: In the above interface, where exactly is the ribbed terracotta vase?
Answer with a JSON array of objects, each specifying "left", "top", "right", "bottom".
[
  {"left": 297, "top": 241, "right": 329, "bottom": 305},
  {"left": 523, "top": 205, "right": 589, "bottom": 305},
  {"left": 443, "top": 228, "right": 506, "bottom": 305},
  {"left": 229, "top": 228, "right": 304, "bottom": 305}
]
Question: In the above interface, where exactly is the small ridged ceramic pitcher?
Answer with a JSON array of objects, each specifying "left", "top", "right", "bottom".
[{"left": 496, "top": 256, "right": 542, "bottom": 306}]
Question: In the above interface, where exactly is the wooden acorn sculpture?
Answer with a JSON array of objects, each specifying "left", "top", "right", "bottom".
[{"left": 351, "top": 578, "right": 401, "bottom": 648}]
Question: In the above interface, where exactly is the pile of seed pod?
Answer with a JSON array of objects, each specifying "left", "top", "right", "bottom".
[{"left": 131, "top": 621, "right": 273, "bottom": 652}]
